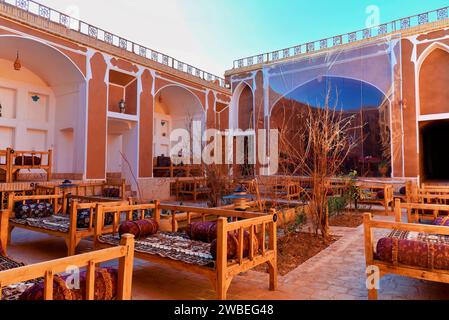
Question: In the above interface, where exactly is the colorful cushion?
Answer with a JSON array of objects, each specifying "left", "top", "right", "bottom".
[
  {"left": 76, "top": 210, "right": 114, "bottom": 229},
  {"left": 102, "top": 188, "right": 121, "bottom": 198},
  {"left": 187, "top": 222, "right": 217, "bottom": 243},
  {"left": 14, "top": 202, "right": 54, "bottom": 219},
  {"left": 433, "top": 217, "right": 449, "bottom": 227},
  {"left": 14, "top": 156, "right": 41, "bottom": 166},
  {"left": 19, "top": 268, "right": 118, "bottom": 300},
  {"left": 118, "top": 219, "right": 159, "bottom": 239},
  {"left": 377, "top": 190, "right": 385, "bottom": 200},
  {"left": 376, "top": 230, "right": 449, "bottom": 270}
]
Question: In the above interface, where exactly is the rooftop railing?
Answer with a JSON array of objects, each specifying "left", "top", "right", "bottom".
[
  {"left": 233, "top": 6, "right": 449, "bottom": 69},
  {"left": 1, "top": 0, "right": 230, "bottom": 88}
]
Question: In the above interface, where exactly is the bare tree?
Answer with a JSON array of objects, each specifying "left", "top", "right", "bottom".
[{"left": 273, "top": 91, "right": 361, "bottom": 239}]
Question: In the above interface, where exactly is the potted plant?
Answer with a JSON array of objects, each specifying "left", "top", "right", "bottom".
[{"left": 378, "top": 160, "right": 389, "bottom": 178}]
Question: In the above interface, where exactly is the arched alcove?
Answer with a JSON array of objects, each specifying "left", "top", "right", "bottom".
[
  {"left": 270, "top": 76, "right": 391, "bottom": 177},
  {"left": 419, "top": 47, "right": 449, "bottom": 115},
  {"left": 153, "top": 85, "right": 205, "bottom": 164},
  {"left": 0, "top": 36, "right": 86, "bottom": 178}
]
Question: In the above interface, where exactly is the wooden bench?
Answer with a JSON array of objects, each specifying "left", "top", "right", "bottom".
[
  {"left": 3, "top": 194, "right": 129, "bottom": 256},
  {"left": 407, "top": 183, "right": 449, "bottom": 206},
  {"left": 94, "top": 202, "right": 278, "bottom": 300},
  {"left": 356, "top": 184, "right": 394, "bottom": 214},
  {"left": 175, "top": 178, "right": 210, "bottom": 201},
  {"left": 393, "top": 198, "right": 449, "bottom": 224},
  {"left": 364, "top": 212, "right": 449, "bottom": 300},
  {"left": 0, "top": 148, "right": 53, "bottom": 183},
  {"left": 36, "top": 179, "right": 127, "bottom": 213},
  {"left": 0, "top": 234, "right": 134, "bottom": 300}
]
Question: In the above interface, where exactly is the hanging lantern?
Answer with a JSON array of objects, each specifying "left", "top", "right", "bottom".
[
  {"left": 14, "top": 51, "right": 21, "bottom": 71},
  {"left": 118, "top": 99, "right": 126, "bottom": 113}
]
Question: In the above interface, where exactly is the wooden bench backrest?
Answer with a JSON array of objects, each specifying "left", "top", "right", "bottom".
[
  {"left": 394, "top": 198, "right": 449, "bottom": 223},
  {"left": 0, "top": 234, "right": 135, "bottom": 300}
]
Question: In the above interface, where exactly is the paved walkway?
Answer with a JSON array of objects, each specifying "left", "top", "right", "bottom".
[{"left": 7, "top": 215, "right": 449, "bottom": 300}]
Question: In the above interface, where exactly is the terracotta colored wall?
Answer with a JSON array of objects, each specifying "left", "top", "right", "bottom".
[
  {"left": 139, "top": 69, "right": 154, "bottom": 177},
  {"left": 419, "top": 48, "right": 449, "bottom": 115},
  {"left": 207, "top": 91, "right": 216, "bottom": 129},
  {"left": 401, "top": 39, "right": 418, "bottom": 177},
  {"left": 108, "top": 84, "right": 124, "bottom": 113},
  {"left": 125, "top": 80, "right": 138, "bottom": 115},
  {"left": 86, "top": 52, "right": 108, "bottom": 179}
]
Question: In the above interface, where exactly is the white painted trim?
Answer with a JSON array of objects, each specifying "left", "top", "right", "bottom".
[
  {"left": 154, "top": 83, "right": 206, "bottom": 113},
  {"left": 154, "top": 74, "right": 207, "bottom": 94},
  {"left": 107, "top": 112, "right": 139, "bottom": 122},
  {"left": 419, "top": 113, "right": 449, "bottom": 122},
  {"left": 229, "top": 80, "right": 255, "bottom": 131},
  {"left": 0, "top": 25, "right": 87, "bottom": 56}
]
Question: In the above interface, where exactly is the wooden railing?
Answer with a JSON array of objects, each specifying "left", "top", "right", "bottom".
[
  {"left": 394, "top": 198, "right": 449, "bottom": 223},
  {"left": 0, "top": 148, "right": 52, "bottom": 183},
  {"left": 0, "top": 234, "right": 135, "bottom": 300}
]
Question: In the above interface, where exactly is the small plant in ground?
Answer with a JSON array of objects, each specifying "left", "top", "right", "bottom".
[
  {"left": 328, "top": 196, "right": 348, "bottom": 218},
  {"left": 286, "top": 208, "right": 307, "bottom": 235}
]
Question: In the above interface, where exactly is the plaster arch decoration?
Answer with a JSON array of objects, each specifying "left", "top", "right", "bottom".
[
  {"left": 154, "top": 83, "right": 206, "bottom": 113},
  {"left": 229, "top": 81, "right": 255, "bottom": 131},
  {"left": 0, "top": 35, "right": 85, "bottom": 84},
  {"left": 0, "top": 35, "right": 87, "bottom": 177},
  {"left": 417, "top": 42, "right": 449, "bottom": 117},
  {"left": 268, "top": 75, "right": 391, "bottom": 116}
]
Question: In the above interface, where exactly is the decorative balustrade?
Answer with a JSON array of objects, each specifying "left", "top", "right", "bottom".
[
  {"left": 0, "top": 0, "right": 229, "bottom": 88},
  {"left": 233, "top": 6, "right": 449, "bottom": 69}
]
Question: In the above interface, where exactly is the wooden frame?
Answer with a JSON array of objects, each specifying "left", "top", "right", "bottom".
[
  {"left": 0, "top": 149, "right": 10, "bottom": 183},
  {"left": 394, "top": 198, "right": 449, "bottom": 224},
  {"left": 364, "top": 212, "right": 449, "bottom": 300},
  {"left": 36, "top": 179, "right": 127, "bottom": 199},
  {"left": 356, "top": 184, "right": 394, "bottom": 214},
  {"left": 94, "top": 202, "right": 278, "bottom": 300},
  {"left": 174, "top": 178, "right": 210, "bottom": 201},
  {"left": 0, "top": 234, "right": 135, "bottom": 300},
  {"left": 3, "top": 194, "right": 128, "bottom": 256},
  {"left": 407, "top": 183, "right": 449, "bottom": 205},
  {"left": 154, "top": 163, "right": 203, "bottom": 178},
  {"left": 0, "top": 148, "right": 53, "bottom": 183}
]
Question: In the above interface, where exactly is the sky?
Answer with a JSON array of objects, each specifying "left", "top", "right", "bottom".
[{"left": 37, "top": 0, "right": 449, "bottom": 77}]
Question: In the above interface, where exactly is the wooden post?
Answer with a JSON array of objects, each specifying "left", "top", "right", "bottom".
[
  {"left": 67, "top": 200, "right": 78, "bottom": 256},
  {"left": 43, "top": 270, "right": 54, "bottom": 300},
  {"left": 363, "top": 213, "right": 378, "bottom": 300},
  {"left": 268, "top": 209, "right": 277, "bottom": 291},
  {"left": 86, "top": 260, "right": 96, "bottom": 300},
  {"left": 394, "top": 199, "right": 402, "bottom": 223},
  {"left": 6, "top": 148, "right": 12, "bottom": 183},
  {"left": 0, "top": 210, "right": 9, "bottom": 255},
  {"left": 216, "top": 217, "right": 228, "bottom": 300},
  {"left": 117, "top": 234, "right": 135, "bottom": 300},
  {"left": 47, "top": 149, "right": 53, "bottom": 181},
  {"left": 94, "top": 204, "right": 104, "bottom": 248},
  {"left": 154, "top": 200, "right": 161, "bottom": 225},
  {"left": 121, "top": 179, "right": 126, "bottom": 201}
]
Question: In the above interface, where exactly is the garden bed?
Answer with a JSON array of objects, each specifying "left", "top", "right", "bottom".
[
  {"left": 329, "top": 212, "right": 364, "bottom": 228},
  {"left": 255, "top": 232, "right": 338, "bottom": 276}
]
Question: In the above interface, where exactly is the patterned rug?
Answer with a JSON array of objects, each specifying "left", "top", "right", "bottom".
[
  {"left": 0, "top": 256, "right": 38, "bottom": 301},
  {"left": 99, "top": 232, "right": 215, "bottom": 267},
  {"left": 11, "top": 215, "right": 70, "bottom": 233}
]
